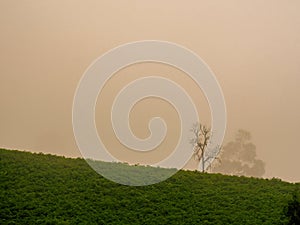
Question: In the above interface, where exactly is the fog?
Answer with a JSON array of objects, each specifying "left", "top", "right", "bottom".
[{"left": 0, "top": 1, "right": 299, "bottom": 182}]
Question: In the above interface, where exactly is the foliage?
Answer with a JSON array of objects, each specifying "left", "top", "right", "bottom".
[
  {"left": 86, "top": 158, "right": 177, "bottom": 186},
  {"left": 212, "top": 130, "right": 265, "bottom": 177},
  {"left": 0, "top": 148, "right": 299, "bottom": 224},
  {"left": 284, "top": 189, "right": 300, "bottom": 225}
]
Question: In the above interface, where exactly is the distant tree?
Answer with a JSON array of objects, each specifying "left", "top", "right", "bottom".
[
  {"left": 190, "top": 123, "right": 220, "bottom": 172},
  {"left": 212, "top": 130, "right": 265, "bottom": 177}
]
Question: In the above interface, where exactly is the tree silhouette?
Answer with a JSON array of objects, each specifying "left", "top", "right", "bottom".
[
  {"left": 212, "top": 130, "right": 265, "bottom": 177},
  {"left": 191, "top": 123, "right": 211, "bottom": 172}
]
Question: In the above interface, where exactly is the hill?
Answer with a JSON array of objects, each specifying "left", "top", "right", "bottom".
[{"left": 0, "top": 148, "right": 299, "bottom": 224}]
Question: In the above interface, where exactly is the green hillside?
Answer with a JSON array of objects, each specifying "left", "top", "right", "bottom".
[{"left": 0, "top": 148, "right": 299, "bottom": 225}]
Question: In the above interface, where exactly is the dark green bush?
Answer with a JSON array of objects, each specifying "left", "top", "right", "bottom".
[{"left": 285, "top": 191, "right": 300, "bottom": 225}]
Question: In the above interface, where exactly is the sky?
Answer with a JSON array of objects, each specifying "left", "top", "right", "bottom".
[{"left": 0, "top": 0, "right": 299, "bottom": 182}]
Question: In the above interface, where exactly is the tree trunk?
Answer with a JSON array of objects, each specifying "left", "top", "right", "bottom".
[{"left": 201, "top": 150, "right": 205, "bottom": 172}]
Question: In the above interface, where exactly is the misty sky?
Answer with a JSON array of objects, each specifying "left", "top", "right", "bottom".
[{"left": 0, "top": 1, "right": 299, "bottom": 182}]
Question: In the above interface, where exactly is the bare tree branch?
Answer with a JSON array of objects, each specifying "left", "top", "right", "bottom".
[{"left": 191, "top": 123, "right": 216, "bottom": 172}]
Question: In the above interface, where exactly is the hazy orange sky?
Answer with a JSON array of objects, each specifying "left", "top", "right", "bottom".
[{"left": 0, "top": 1, "right": 299, "bottom": 182}]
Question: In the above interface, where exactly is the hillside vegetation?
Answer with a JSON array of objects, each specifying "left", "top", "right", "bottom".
[{"left": 0, "top": 148, "right": 299, "bottom": 224}]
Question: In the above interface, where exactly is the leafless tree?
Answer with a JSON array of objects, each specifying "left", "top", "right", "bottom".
[{"left": 190, "top": 123, "right": 220, "bottom": 172}]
